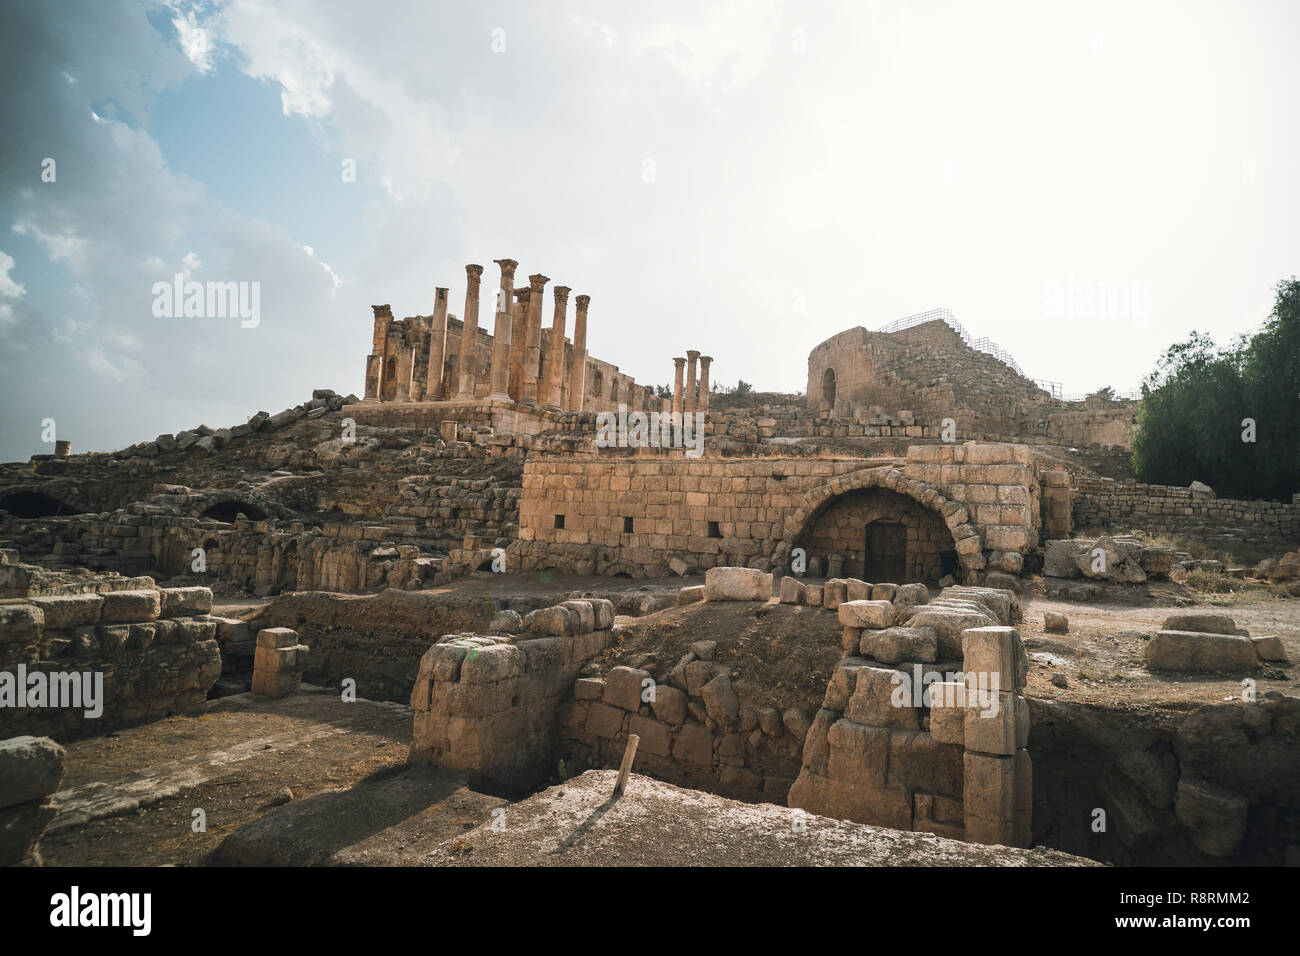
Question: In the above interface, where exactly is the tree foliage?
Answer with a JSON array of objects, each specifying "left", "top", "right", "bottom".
[{"left": 1131, "top": 277, "right": 1300, "bottom": 500}]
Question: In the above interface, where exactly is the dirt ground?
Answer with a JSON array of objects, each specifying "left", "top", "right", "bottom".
[
  {"left": 35, "top": 572, "right": 1296, "bottom": 867},
  {"left": 1017, "top": 585, "right": 1298, "bottom": 714},
  {"left": 40, "top": 691, "right": 413, "bottom": 866}
]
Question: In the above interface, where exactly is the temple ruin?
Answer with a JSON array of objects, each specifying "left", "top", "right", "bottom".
[{"left": 1, "top": 263, "right": 1296, "bottom": 869}]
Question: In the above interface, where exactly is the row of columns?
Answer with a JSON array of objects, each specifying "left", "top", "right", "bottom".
[
  {"left": 671, "top": 350, "right": 712, "bottom": 414},
  {"left": 365, "top": 260, "right": 593, "bottom": 411}
]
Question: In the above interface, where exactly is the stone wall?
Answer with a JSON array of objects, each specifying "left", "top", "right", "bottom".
[
  {"left": 513, "top": 444, "right": 1042, "bottom": 581},
  {"left": 788, "top": 585, "right": 1033, "bottom": 846},
  {"left": 1073, "top": 477, "right": 1300, "bottom": 545},
  {"left": 408, "top": 598, "right": 615, "bottom": 791},
  {"left": 0, "top": 569, "right": 221, "bottom": 739},
  {"left": 260, "top": 588, "right": 502, "bottom": 702}
]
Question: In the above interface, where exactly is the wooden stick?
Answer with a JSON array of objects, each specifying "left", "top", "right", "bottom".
[{"left": 613, "top": 734, "right": 640, "bottom": 797}]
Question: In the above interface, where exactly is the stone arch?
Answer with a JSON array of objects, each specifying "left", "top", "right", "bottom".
[
  {"left": 0, "top": 488, "right": 74, "bottom": 518},
  {"left": 769, "top": 467, "right": 982, "bottom": 579},
  {"left": 198, "top": 496, "right": 269, "bottom": 523},
  {"left": 821, "top": 367, "right": 837, "bottom": 410}
]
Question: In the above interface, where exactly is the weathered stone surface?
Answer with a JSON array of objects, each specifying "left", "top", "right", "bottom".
[
  {"left": 704, "top": 567, "right": 772, "bottom": 602},
  {"left": 1251, "top": 635, "right": 1288, "bottom": 662},
  {"left": 1161, "top": 614, "right": 1238, "bottom": 635},
  {"left": 1044, "top": 611, "right": 1069, "bottom": 634},
  {"left": 838, "top": 600, "right": 896, "bottom": 630},
  {"left": 1175, "top": 778, "right": 1247, "bottom": 857},
  {"left": 676, "top": 585, "right": 705, "bottom": 606},
  {"left": 160, "top": 586, "right": 213, "bottom": 618},
  {"left": 962, "top": 626, "right": 1028, "bottom": 690},
  {"left": 603, "top": 666, "right": 651, "bottom": 711},
  {"left": 650, "top": 684, "right": 688, "bottom": 725},
  {"left": 779, "top": 576, "right": 805, "bottom": 604},
  {"left": 904, "top": 604, "right": 998, "bottom": 659},
  {"left": 1146, "top": 630, "right": 1258, "bottom": 672},
  {"left": 0, "top": 736, "right": 66, "bottom": 809},
  {"left": 28, "top": 594, "right": 102, "bottom": 629},
  {"left": 701, "top": 673, "right": 740, "bottom": 725},
  {"left": 100, "top": 589, "right": 161, "bottom": 623},
  {"left": 863, "top": 626, "right": 938, "bottom": 664}
]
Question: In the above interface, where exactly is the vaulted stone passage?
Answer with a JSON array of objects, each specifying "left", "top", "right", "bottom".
[
  {"left": 200, "top": 499, "right": 268, "bottom": 522},
  {"left": 0, "top": 490, "right": 71, "bottom": 518},
  {"left": 795, "top": 486, "right": 956, "bottom": 582}
]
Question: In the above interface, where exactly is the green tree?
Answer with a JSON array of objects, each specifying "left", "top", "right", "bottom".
[{"left": 1131, "top": 277, "right": 1300, "bottom": 500}]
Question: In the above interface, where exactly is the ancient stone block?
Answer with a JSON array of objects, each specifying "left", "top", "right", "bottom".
[
  {"left": 0, "top": 736, "right": 66, "bottom": 809},
  {"left": 701, "top": 673, "right": 740, "bottom": 725},
  {"left": 864, "top": 626, "right": 938, "bottom": 664},
  {"left": 603, "top": 665, "right": 651, "bottom": 711},
  {"left": 677, "top": 585, "right": 705, "bottom": 606},
  {"left": 160, "top": 586, "right": 213, "bottom": 618},
  {"left": 844, "top": 665, "right": 916, "bottom": 729},
  {"left": 704, "top": 566, "right": 773, "bottom": 602},
  {"left": 99, "top": 589, "right": 161, "bottom": 623},
  {"left": 838, "top": 600, "right": 896, "bottom": 629},
  {"left": 1145, "top": 630, "right": 1258, "bottom": 672},
  {"left": 961, "top": 626, "right": 1028, "bottom": 690},
  {"left": 779, "top": 576, "right": 805, "bottom": 604},
  {"left": 962, "top": 692, "right": 1029, "bottom": 756},
  {"left": 28, "top": 594, "right": 102, "bottom": 629}
]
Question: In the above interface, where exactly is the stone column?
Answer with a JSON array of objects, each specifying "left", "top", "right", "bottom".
[
  {"left": 424, "top": 287, "right": 450, "bottom": 400},
  {"left": 508, "top": 287, "right": 530, "bottom": 401},
  {"left": 566, "top": 294, "right": 590, "bottom": 411},
  {"left": 365, "top": 305, "right": 391, "bottom": 400},
  {"left": 698, "top": 355, "right": 713, "bottom": 411},
  {"left": 672, "top": 357, "right": 686, "bottom": 414},
  {"left": 521, "top": 273, "right": 549, "bottom": 406},
  {"left": 394, "top": 347, "right": 415, "bottom": 402},
  {"left": 685, "top": 350, "right": 700, "bottom": 414},
  {"left": 543, "top": 285, "right": 570, "bottom": 410},
  {"left": 455, "top": 264, "right": 484, "bottom": 400},
  {"left": 487, "top": 259, "right": 517, "bottom": 401}
]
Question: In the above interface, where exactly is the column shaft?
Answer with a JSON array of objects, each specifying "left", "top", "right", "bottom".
[{"left": 455, "top": 265, "right": 484, "bottom": 399}]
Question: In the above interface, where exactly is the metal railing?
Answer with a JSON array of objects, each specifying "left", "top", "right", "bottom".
[{"left": 875, "top": 309, "right": 1137, "bottom": 403}]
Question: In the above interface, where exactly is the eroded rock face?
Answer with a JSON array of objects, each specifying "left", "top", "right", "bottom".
[{"left": 0, "top": 735, "right": 66, "bottom": 866}]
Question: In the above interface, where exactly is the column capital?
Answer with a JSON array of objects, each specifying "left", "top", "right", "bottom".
[
  {"left": 673, "top": 356, "right": 686, "bottom": 367},
  {"left": 687, "top": 349, "right": 700, "bottom": 360},
  {"left": 514, "top": 287, "right": 531, "bottom": 302},
  {"left": 553, "top": 285, "right": 571, "bottom": 301},
  {"left": 575, "top": 294, "right": 591, "bottom": 311},
  {"left": 372, "top": 304, "right": 392, "bottom": 317},
  {"left": 466, "top": 263, "right": 484, "bottom": 279},
  {"left": 528, "top": 273, "right": 550, "bottom": 291},
  {"left": 434, "top": 287, "right": 449, "bottom": 300},
  {"left": 493, "top": 258, "right": 518, "bottom": 278},
  {"left": 700, "top": 355, "right": 713, "bottom": 364}
]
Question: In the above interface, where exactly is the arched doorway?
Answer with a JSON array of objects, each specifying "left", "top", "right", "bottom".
[
  {"left": 0, "top": 490, "right": 72, "bottom": 518},
  {"left": 795, "top": 486, "right": 956, "bottom": 582},
  {"left": 200, "top": 499, "right": 268, "bottom": 522},
  {"left": 821, "top": 367, "right": 836, "bottom": 410}
]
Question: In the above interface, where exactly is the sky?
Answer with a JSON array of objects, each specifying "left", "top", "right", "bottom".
[{"left": 1, "top": 0, "right": 1297, "bottom": 461}]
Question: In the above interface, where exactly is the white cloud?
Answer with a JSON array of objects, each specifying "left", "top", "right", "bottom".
[
  {"left": 11, "top": 220, "right": 87, "bottom": 266},
  {"left": 0, "top": 251, "right": 25, "bottom": 299},
  {"left": 172, "top": 8, "right": 215, "bottom": 73}
]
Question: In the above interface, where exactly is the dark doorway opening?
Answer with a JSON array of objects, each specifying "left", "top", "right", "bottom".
[
  {"left": 864, "top": 521, "right": 906, "bottom": 581},
  {"left": 200, "top": 500, "right": 268, "bottom": 522},
  {"left": 0, "top": 491, "right": 71, "bottom": 518}
]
